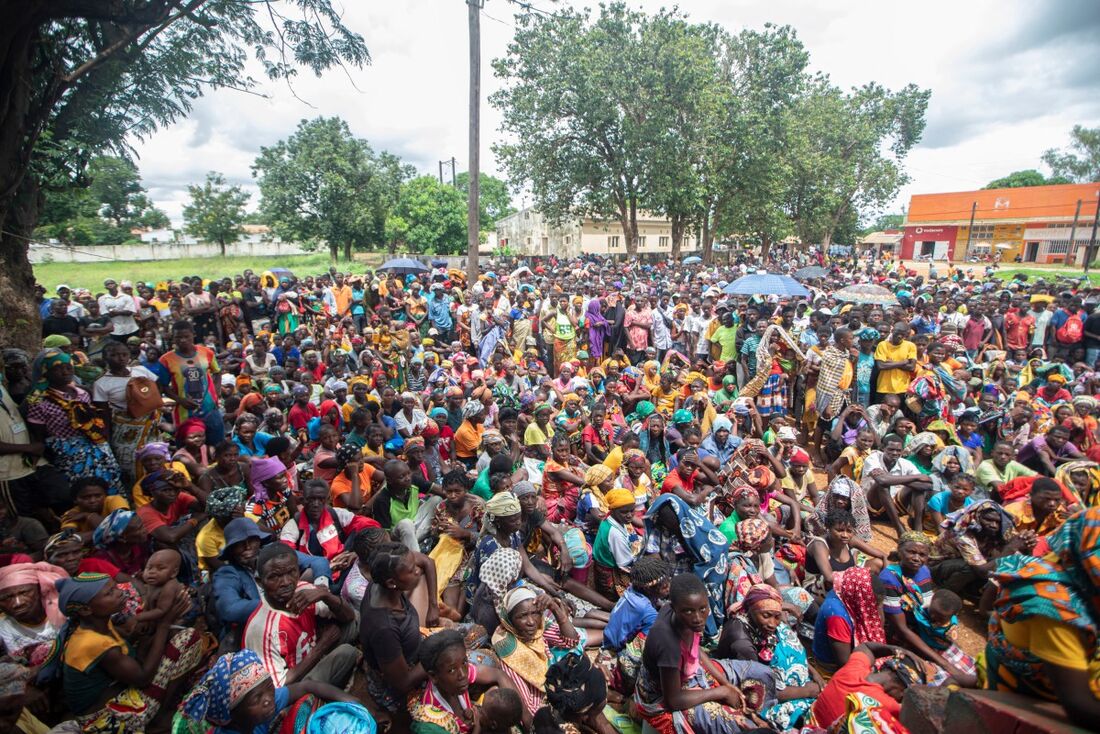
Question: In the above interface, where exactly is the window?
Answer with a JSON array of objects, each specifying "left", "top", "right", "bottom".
[
  {"left": 541, "top": 237, "right": 548, "bottom": 250},
  {"left": 967, "top": 224, "right": 994, "bottom": 242},
  {"left": 526, "top": 237, "right": 532, "bottom": 245},
  {"left": 659, "top": 236, "right": 670, "bottom": 248},
  {"left": 608, "top": 236, "right": 620, "bottom": 249},
  {"left": 499, "top": 238, "right": 508, "bottom": 247},
  {"left": 564, "top": 236, "right": 571, "bottom": 244},
  {"left": 638, "top": 236, "right": 646, "bottom": 248},
  {"left": 1048, "top": 239, "right": 1070, "bottom": 254}
]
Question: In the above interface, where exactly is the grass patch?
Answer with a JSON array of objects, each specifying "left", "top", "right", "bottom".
[
  {"left": 33, "top": 253, "right": 393, "bottom": 291},
  {"left": 992, "top": 267, "right": 1100, "bottom": 285}
]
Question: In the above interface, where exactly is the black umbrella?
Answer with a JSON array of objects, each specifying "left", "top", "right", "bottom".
[
  {"left": 378, "top": 257, "right": 430, "bottom": 275},
  {"left": 793, "top": 265, "right": 828, "bottom": 280}
]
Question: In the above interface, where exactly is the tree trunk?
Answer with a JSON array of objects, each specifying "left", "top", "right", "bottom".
[
  {"left": 343, "top": 240, "right": 352, "bottom": 262},
  {"left": 219, "top": 238, "right": 226, "bottom": 257},
  {"left": 701, "top": 213, "right": 713, "bottom": 265},
  {"left": 670, "top": 216, "right": 685, "bottom": 261},
  {"left": 0, "top": 176, "right": 44, "bottom": 352},
  {"left": 760, "top": 233, "right": 772, "bottom": 264},
  {"left": 328, "top": 241, "right": 338, "bottom": 261}
]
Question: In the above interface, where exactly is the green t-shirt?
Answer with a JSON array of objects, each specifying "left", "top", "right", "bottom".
[
  {"left": 711, "top": 325, "right": 739, "bottom": 361},
  {"left": 471, "top": 468, "right": 492, "bottom": 500},
  {"left": 389, "top": 490, "right": 420, "bottom": 525}
]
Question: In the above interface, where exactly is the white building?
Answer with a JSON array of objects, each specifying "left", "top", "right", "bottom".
[{"left": 490, "top": 207, "right": 701, "bottom": 258}]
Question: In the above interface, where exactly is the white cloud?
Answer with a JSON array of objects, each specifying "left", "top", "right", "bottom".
[{"left": 131, "top": 0, "right": 1100, "bottom": 225}]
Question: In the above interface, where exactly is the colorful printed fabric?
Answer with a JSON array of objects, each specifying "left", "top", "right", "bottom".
[
  {"left": 180, "top": 650, "right": 271, "bottom": 726},
  {"left": 835, "top": 567, "right": 887, "bottom": 646},
  {"left": 644, "top": 494, "right": 731, "bottom": 638}
]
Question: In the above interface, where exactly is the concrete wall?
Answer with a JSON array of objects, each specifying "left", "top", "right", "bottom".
[{"left": 29, "top": 239, "right": 308, "bottom": 264}]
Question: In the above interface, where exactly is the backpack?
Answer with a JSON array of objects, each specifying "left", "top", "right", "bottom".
[
  {"left": 126, "top": 376, "right": 164, "bottom": 418},
  {"left": 1057, "top": 312, "right": 1084, "bottom": 343}
]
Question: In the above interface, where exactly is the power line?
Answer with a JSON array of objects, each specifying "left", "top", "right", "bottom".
[
  {"left": 504, "top": 0, "right": 568, "bottom": 20},
  {"left": 482, "top": 7, "right": 515, "bottom": 27},
  {"left": 2, "top": 228, "right": 118, "bottom": 260}
]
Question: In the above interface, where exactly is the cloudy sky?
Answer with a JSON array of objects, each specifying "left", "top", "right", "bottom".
[{"left": 133, "top": 0, "right": 1100, "bottom": 226}]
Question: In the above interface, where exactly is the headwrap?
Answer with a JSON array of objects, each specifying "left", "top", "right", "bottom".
[
  {"left": 249, "top": 456, "right": 287, "bottom": 501},
  {"left": 834, "top": 567, "right": 887, "bottom": 646},
  {"left": 44, "top": 528, "right": 82, "bottom": 559},
  {"left": 135, "top": 442, "right": 171, "bottom": 462},
  {"left": 584, "top": 464, "right": 613, "bottom": 488},
  {"left": 55, "top": 572, "right": 111, "bottom": 617},
  {"left": 180, "top": 650, "right": 272, "bottom": 726},
  {"left": 533, "top": 402, "right": 553, "bottom": 415},
  {"left": 1056, "top": 461, "right": 1100, "bottom": 507},
  {"left": 858, "top": 327, "right": 881, "bottom": 341},
  {"left": 898, "top": 530, "right": 931, "bottom": 548},
  {"left": 789, "top": 448, "right": 811, "bottom": 466},
  {"left": 140, "top": 469, "right": 169, "bottom": 495},
  {"left": 1073, "top": 395, "right": 1098, "bottom": 413},
  {"left": 605, "top": 488, "right": 636, "bottom": 510},
  {"left": 712, "top": 416, "right": 733, "bottom": 433},
  {"left": 206, "top": 486, "right": 248, "bottom": 522},
  {"left": 402, "top": 436, "right": 426, "bottom": 454},
  {"left": 907, "top": 431, "right": 944, "bottom": 456},
  {"left": 42, "top": 335, "right": 71, "bottom": 349},
  {"left": 731, "top": 582, "right": 784, "bottom": 615},
  {"left": 942, "top": 498, "right": 1014, "bottom": 540},
  {"left": 483, "top": 491, "right": 521, "bottom": 533},
  {"left": 480, "top": 429, "right": 505, "bottom": 446},
  {"left": 545, "top": 652, "right": 608, "bottom": 716},
  {"left": 175, "top": 418, "right": 206, "bottom": 442},
  {"left": 810, "top": 476, "right": 872, "bottom": 542},
  {"left": 421, "top": 419, "right": 440, "bottom": 439},
  {"left": 461, "top": 401, "right": 485, "bottom": 420},
  {"left": 0, "top": 562, "right": 68, "bottom": 627},
  {"left": 736, "top": 518, "right": 770, "bottom": 552},
  {"left": 731, "top": 483, "right": 757, "bottom": 504},
  {"left": 878, "top": 653, "right": 927, "bottom": 688},
  {"left": 747, "top": 465, "right": 775, "bottom": 491},
  {"left": 480, "top": 548, "right": 523, "bottom": 601},
  {"left": 493, "top": 585, "right": 547, "bottom": 690},
  {"left": 329, "top": 380, "right": 348, "bottom": 392},
  {"left": 511, "top": 481, "right": 537, "bottom": 498},
  {"left": 93, "top": 509, "right": 136, "bottom": 549}
]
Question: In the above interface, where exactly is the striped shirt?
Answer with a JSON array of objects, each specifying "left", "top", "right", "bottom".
[{"left": 242, "top": 582, "right": 332, "bottom": 685}]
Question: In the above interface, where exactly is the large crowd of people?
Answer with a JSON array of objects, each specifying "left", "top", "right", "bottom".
[{"left": 2, "top": 250, "right": 1099, "bottom": 733}]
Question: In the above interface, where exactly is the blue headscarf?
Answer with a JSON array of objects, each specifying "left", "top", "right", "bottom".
[
  {"left": 644, "top": 494, "right": 730, "bottom": 637},
  {"left": 93, "top": 509, "right": 136, "bottom": 549},
  {"left": 180, "top": 650, "right": 272, "bottom": 726}
]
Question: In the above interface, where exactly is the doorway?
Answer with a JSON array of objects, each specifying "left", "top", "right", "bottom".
[{"left": 1025, "top": 241, "right": 1039, "bottom": 262}]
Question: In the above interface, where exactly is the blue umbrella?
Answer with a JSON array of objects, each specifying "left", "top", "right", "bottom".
[
  {"left": 377, "top": 257, "right": 429, "bottom": 275},
  {"left": 682, "top": 255, "right": 702, "bottom": 265},
  {"left": 722, "top": 272, "right": 810, "bottom": 297}
]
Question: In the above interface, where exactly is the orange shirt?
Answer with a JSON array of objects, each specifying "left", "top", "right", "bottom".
[
  {"left": 330, "top": 462, "right": 376, "bottom": 508},
  {"left": 454, "top": 421, "right": 485, "bottom": 459}
]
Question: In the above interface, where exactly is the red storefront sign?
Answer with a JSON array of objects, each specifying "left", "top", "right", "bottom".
[{"left": 901, "top": 225, "right": 958, "bottom": 259}]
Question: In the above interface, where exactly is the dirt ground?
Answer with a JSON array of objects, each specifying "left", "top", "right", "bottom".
[{"left": 811, "top": 469, "right": 988, "bottom": 658}]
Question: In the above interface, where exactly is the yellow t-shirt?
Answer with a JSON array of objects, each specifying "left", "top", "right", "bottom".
[
  {"left": 524, "top": 421, "right": 554, "bottom": 447},
  {"left": 873, "top": 340, "right": 917, "bottom": 395},
  {"left": 131, "top": 461, "right": 192, "bottom": 508},
  {"left": 60, "top": 496, "right": 130, "bottom": 532},
  {"left": 1000, "top": 615, "right": 1091, "bottom": 671},
  {"left": 195, "top": 519, "right": 226, "bottom": 573}
]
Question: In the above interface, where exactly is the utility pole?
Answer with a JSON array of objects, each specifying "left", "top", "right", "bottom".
[
  {"left": 1068, "top": 198, "right": 1082, "bottom": 264},
  {"left": 466, "top": 0, "right": 482, "bottom": 286},
  {"left": 451, "top": 157, "right": 457, "bottom": 187},
  {"left": 1086, "top": 199, "right": 1100, "bottom": 274},
  {"left": 438, "top": 160, "right": 444, "bottom": 184},
  {"left": 963, "top": 201, "right": 976, "bottom": 261},
  {"left": 438, "top": 158, "right": 458, "bottom": 186}
]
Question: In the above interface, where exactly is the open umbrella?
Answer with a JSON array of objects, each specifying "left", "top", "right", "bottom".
[
  {"left": 377, "top": 257, "right": 429, "bottom": 275},
  {"left": 430, "top": 258, "right": 448, "bottom": 267},
  {"left": 722, "top": 272, "right": 810, "bottom": 298},
  {"left": 793, "top": 265, "right": 828, "bottom": 280},
  {"left": 682, "top": 255, "right": 702, "bottom": 265},
  {"left": 834, "top": 283, "right": 899, "bottom": 306},
  {"left": 510, "top": 265, "right": 533, "bottom": 278}
]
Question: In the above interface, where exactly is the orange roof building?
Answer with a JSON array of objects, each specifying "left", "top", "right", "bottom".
[{"left": 900, "top": 182, "right": 1100, "bottom": 264}]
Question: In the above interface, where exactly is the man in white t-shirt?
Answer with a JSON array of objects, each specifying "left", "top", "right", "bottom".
[
  {"left": 97, "top": 279, "right": 139, "bottom": 339},
  {"left": 861, "top": 434, "right": 932, "bottom": 536}
]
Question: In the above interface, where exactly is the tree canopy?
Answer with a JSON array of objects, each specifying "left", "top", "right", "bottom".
[
  {"left": 183, "top": 172, "right": 250, "bottom": 255},
  {"left": 0, "top": 0, "right": 371, "bottom": 348},
  {"left": 490, "top": 4, "right": 928, "bottom": 261},
  {"left": 984, "top": 169, "right": 1071, "bottom": 189},
  {"left": 1042, "top": 126, "right": 1100, "bottom": 184},
  {"left": 387, "top": 176, "right": 468, "bottom": 255},
  {"left": 455, "top": 172, "right": 515, "bottom": 229},
  {"left": 252, "top": 117, "right": 413, "bottom": 261}
]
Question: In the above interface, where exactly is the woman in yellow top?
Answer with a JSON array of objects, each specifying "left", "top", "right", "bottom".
[
  {"left": 986, "top": 507, "right": 1100, "bottom": 729},
  {"left": 130, "top": 443, "right": 193, "bottom": 508}
]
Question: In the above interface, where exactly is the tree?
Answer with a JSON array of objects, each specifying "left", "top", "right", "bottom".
[
  {"left": 1042, "top": 126, "right": 1100, "bottom": 183},
  {"left": 455, "top": 172, "right": 515, "bottom": 229},
  {"left": 183, "top": 172, "right": 250, "bottom": 256},
  {"left": 0, "top": 1, "right": 369, "bottom": 349},
  {"left": 390, "top": 176, "right": 467, "bottom": 255},
  {"left": 492, "top": 3, "right": 653, "bottom": 255},
  {"left": 253, "top": 117, "right": 410, "bottom": 261},
  {"left": 985, "top": 169, "right": 1070, "bottom": 189},
  {"left": 87, "top": 157, "right": 156, "bottom": 227}
]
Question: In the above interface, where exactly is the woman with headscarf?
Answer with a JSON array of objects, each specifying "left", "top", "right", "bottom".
[
  {"left": 575, "top": 463, "right": 615, "bottom": 540},
  {"left": 542, "top": 434, "right": 588, "bottom": 525},
  {"left": 811, "top": 566, "right": 887, "bottom": 672},
  {"left": 717, "top": 584, "right": 823, "bottom": 730},
  {"left": 807, "top": 475, "right": 873, "bottom": 542},
  {"left": 0, "top": 562, "right": 67, "bottom": 667},
  {"left": 130, "top": 441, "right": 194, "bottom": 508},
  {"left": 929, "top": 445, "right": 973, "bottom": 494},
  {"left": 1070, "top": 395, "right": 1099, "bottom": 454},
  {"left": 906, "top": 431, "right": 944, "bottom": 475},
  {"left": 908, "top": 341, "right": 967, "bottom": 429},
  {"left": 244, "top": 455, "right": 294, "bottom": 533},
  {"left": 928, "top": 499, "right": 1027, "bottom": 597},
  {"left": 176, "top": 649, "right": 359, "bottom": 734},
  {"left": 638, "top": 413, "right": 674, "bottom": 486},
  {"left": 466, "top": 492, "right": 557, "bottom": 604},
  {"left": 617, "top": 447, "right": 655, "bottom": 523},
  {"left": 88, "top": 509, "right": 150, "bottom": 577},
  {"left": 986, "top": 507, "right": 1100, "bottom": 727},
  {"left": 591, "top": 488, "right": 643, "bottom": 602},
  {"left": 493, "top": 585, "right": 586, "bottom": 718},
  {"left": 24, "top": 349, "right": 120, "bottom": 489},
  {"left": 585, "top": 298, "right": 611, "bottom": 362},
  {"left": 1056, "top": 460, "right": 1100, "bottom": 508},
  {"left": 56, "top": 572, "right": 205, "bottom": 733},
  {"left": 644, "top": 494, "right": 731, "bottom": 640}
]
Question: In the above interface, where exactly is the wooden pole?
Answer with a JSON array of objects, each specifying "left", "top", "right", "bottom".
[{"left": 466, "top": 0, "right": 481, "bottom": 286}]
